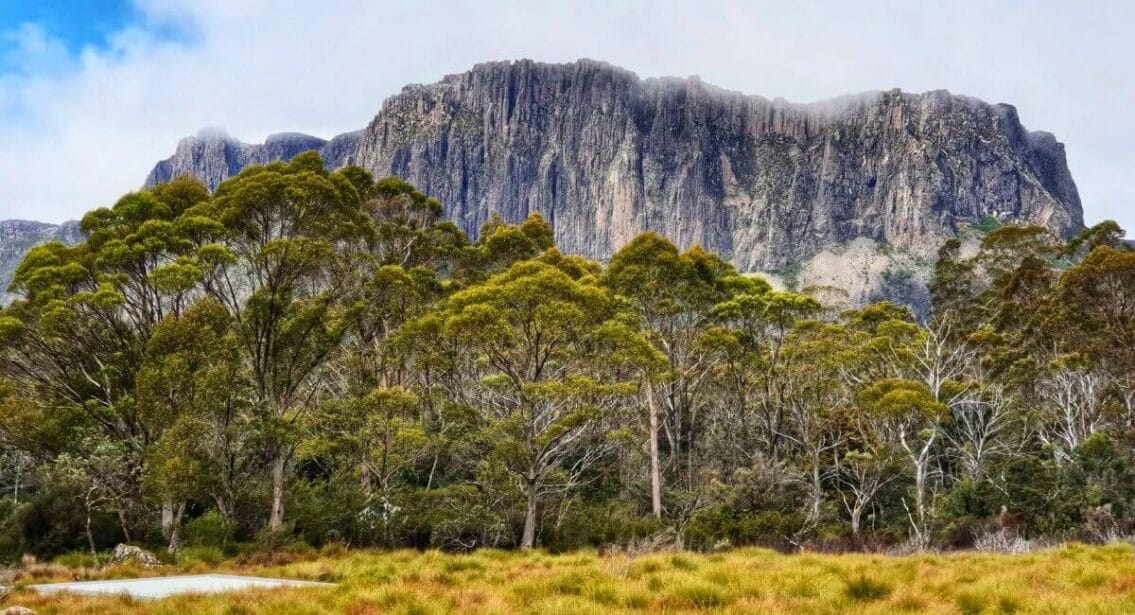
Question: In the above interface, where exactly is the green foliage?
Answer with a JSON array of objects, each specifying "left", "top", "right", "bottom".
[
  {"left": 184, "top": 511, "right": 235, "bottom": 549},
  {"left": 974, "top": 214, "right": 1001, "bottom": 234},
  {"left": 685, "top": 508, "right": 806, "bottom": 551},
  {"left": 176, "top": 545, "right": 225, "bottom": 566},
  {"left": 540, "top": 502, "right": 663, "bottom": 552},
  {"left": 0, "top": 157, "right": 1133, "bottom": 559},
  {"left": 53, "top": 550, "right": 101, "bottom": 568}
]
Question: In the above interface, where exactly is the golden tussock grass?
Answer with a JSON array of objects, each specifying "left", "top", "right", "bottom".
[{"left": 4, "top": 543, "right": 1135, "bottom": 613}]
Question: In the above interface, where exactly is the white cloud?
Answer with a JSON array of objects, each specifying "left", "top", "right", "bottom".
[{"left": 0, "top": 0, "right": 1131, "bottom": 232}]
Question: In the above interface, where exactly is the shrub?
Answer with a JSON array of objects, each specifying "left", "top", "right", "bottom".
[
  {"left": 177, "top": 545, "right": 224, "bottom": 566},
  {"left": 17, "top": 487, "right": 121, "bottom": 560},
  {"left": 540, "top": 501, "right": 662, "bottom": 553},
  {"left": 184, "top": 511, "right": 234, "bottom": 549},
  {"left": 53, "top": 550, "right": 99, "bottom": 568},
  {"left": 975, "top": 215, "right": 1001, "bottom": 234},
  {"left": 973, "top": 528, "right": 1043, "bottom": 554},
  {"left": 685, "top": 507, "right": 806, "bottom": 551}
]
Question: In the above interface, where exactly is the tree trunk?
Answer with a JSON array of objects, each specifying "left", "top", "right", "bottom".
[
  {"left": 810, "top": 451, "right": 822, "bottom": 522},
  {"left": 426, "top": 453, "right": 439, "bottom": 490},
  {"left": 268, "top": 452, "right": 288, "bottom": 532},
  {"left": 85, "top": 491, "right": 98, "bottom": 559},
  {"left": 850, "top": 500, "right": 863, "bottom": 535},
  {"left": 117, "top": 509, "right": 132, "bottom": 544},
  {"left": 646, "top": 382, "right": 663, "bottom": 519},
  {"left": 167, "top": 501, "right": 186, "bottom": 554},
  {"left": 902, "top": 427, "right": 936, "bottom": 540},
  {"left": 914, "top": 462, "right": 926, "bottom": 529},
  {"left": 520, "top": 478, "right": 538, "bottom": 549},
  {"left": 161, "top": 498, "right": 175, "bottom": 541},
  {"left": 360, "top": 454, "right": 373, "bottom": 497},
  {"left": 214, "top": 493, "right": 231, "bottom": 521}
]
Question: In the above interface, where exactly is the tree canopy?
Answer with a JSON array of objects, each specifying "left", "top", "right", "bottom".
[{"left": 1, "top": 157, "right": 1133, "bottom": 558}]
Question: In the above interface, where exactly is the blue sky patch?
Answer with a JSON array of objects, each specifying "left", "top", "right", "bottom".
[
  {"left": 0, "top": 1, "right": 197, "bottom": 75},
  {"left": 1, "top": 0, "right": 135, "bottom": 59}
]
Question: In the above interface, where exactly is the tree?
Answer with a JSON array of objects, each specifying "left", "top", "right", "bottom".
[
  {"left": 595, "top": 320, "right": 668, "bottom": 518},
  {"left": 137, "top": 298, "right": 248, "bottom": 551},
  {"left": 604, "top": 233, "right": 736, "bottom": 508},
  {"left": 410, "top": 260, "right": 624, "bottom": 548},
  {"left": 1, "top": 178, "right": 212, "bottom": 541},
  {"left": 1056, "top": 246, "right": 1135, "bottom": 373},
  {"left": 857, "top": 379, "right": 949, "bottom": 545},
  {"left": 194, "top": 153, "right": 370, "bottom": 531},
  {"left": 945, "top": 386, "right": 1021, "bottom": 479},
  {"left": 307, "top": 386, "right": 426, "bottom": 545},
  {"left": 710, "top": 281, "right": 822, "bottom": 462},
  {"left": 1037, "top": 368, "right": 1109, "bottom": 463},
  {"left": 776, "top": 321, "right": 852, "bottom": 525}
]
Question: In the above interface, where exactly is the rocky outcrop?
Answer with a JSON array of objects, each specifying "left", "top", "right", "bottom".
[
  {"left": 110, "top": 543, "right": 162, "bottom": 568},
  {"left": 143, "top": 60, "right": 1083, "bottom": 273},
  {"left": 144, "top": 129, "right": 359, "bottom": 192},
  {"left": 0, "top": 220, "right": 82, "bottom": 300}
]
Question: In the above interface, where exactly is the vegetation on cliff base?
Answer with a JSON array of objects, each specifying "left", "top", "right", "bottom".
[{"left": 0, "top": 153, "right": 1133, "bottom": 561}]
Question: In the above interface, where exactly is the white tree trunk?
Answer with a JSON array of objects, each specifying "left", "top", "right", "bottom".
[
  {"left": 167, "top": 501, "right": 186, "bottom": 554},
  {"left": 521, "top": 477, "right": 538, "bottom": 549},
  {"left": 646, "top": 382, "right": 663, "bottom": 519},
  {"left": 161, "top": 498, "right": 175, "bottom": 541},
  {"left": 269, "top": 452, "right": 288, "bottom": 531}
]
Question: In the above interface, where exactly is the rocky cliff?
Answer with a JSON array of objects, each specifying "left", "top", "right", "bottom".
[
  {"left": 143, "top": 60, "right": 1083, "bottom": 273},
  {"left": 145, "top": 129, "right": 362, "bottom": 192}
]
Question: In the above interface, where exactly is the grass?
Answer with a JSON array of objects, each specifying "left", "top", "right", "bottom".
[{"left": 5, "top": 543, "right": 1135, "bottom": 613}]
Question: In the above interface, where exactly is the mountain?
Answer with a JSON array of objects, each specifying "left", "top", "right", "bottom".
[
  {"left": 145, "top": 128, "right": 363, "bottom": 191},
  {"left": 0, "top": 220, "right": 82, "bottom": 300},
  {"left": 9, "top": 59, "right": 1085, "bottom": 309},
  {"left": 144, "top": 60, "right": 1082, "bottom": 268}
]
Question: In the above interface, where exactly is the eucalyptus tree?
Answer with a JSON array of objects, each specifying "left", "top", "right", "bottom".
[
  {"left": 945, "top": 386, "right": 1021, "bottom": 479},
  {"left": 709, "top": 280, "right": 822, "bottom": 464},
  {"left": 137, "top": 298, "right": 250, "bottom": 550},
  {"left": 0, "top": 177, "right": 213, "bottom": 539},
  {"left": 1055, "top": 245, "right": 1135, "bottom": 376},
  {"left": 604, "top": 233, "right": 736, "bottom": 502},
  {"left": 594, "top": 319, "right": 668, "bottom": 518},
  {"left": 774, "top": 320, "right": 853, "bottom": 525},
  {"left": 307, "top": 386, "right": 426, "bottom": 545},
  {"left": 191, "top": 153, "right": 371, "bottom": 531},
  {"left": 856, "top": 379, "right": 949, "bottom": 545},
  {"left": 409, "top": 258, "right": 625, "bottom": 548}
]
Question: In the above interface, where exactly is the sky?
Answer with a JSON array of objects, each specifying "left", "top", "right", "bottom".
[{"left": 0, "top": 0, "right": 1130, "bottom": 230}]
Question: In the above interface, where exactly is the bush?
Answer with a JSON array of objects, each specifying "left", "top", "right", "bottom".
[
  {"left": 685, "top": 507, "right": 806, "bottom": 551},
  {"left": 541, "top": 501, "right": 663, "bottom": 552},
  {"left": 805, "top": 528, "right": 900, "bottom": 554},
  {"left": 975, "top": 215, "right": 1001, "bottom": 234},
  {"left": 396, "top": 486, "right": 513, "bottom": 550},
  {"left": 184, "top": 511, "right": 234, "bottom": 549},
  {"left": 286, "top": 475, "right": 363, "bottom": 547},
  {"left": 177, "top": 545, "right": 224, "bottom": 566},
  {"left": 18, "top": 487, "right": 121, "bottom": 560},
  {"left": 53, "top": 550, "right": 99, "bottom": 568}
]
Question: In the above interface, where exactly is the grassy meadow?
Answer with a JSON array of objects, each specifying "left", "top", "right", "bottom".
[{"left": 4, "top": 544, "right": 1135, "bottom": 614}]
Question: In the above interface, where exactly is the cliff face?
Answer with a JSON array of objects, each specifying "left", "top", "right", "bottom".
[
  {"left": 144, "top": 129, "right": 360, "bottom": 192},
  {"left": 143, "top": 59, "right": 1083, "bottom": 270}
]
